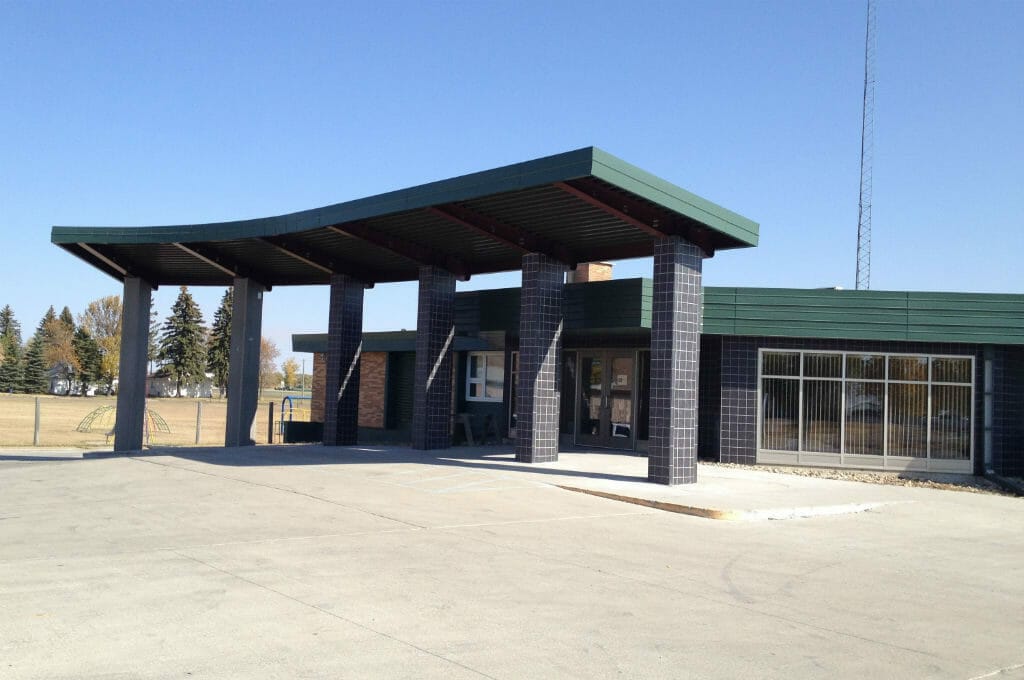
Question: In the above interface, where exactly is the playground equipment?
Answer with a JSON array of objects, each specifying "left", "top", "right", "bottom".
[
  {"left": 77, "top": 404, "right": 171, "bottom": 445},
  {"left": 279, "top": 395, "right": 319, "bottom": 443}
]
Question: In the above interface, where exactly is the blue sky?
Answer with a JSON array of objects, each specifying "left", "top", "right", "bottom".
[{"left": 2, "top": 1, "right": 1021, "bottom": 367}]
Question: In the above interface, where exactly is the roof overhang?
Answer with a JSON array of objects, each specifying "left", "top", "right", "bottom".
[{"left": 52, "top": 147, "right": 759, "bottom": 288}]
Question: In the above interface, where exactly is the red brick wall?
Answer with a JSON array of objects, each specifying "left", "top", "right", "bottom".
[
  {"left": 311, "top": 353, "right": 326, "bottom": 422},
  {"left": 358, "top": 352, "right": 386, "bottom": 428},
  {"left": 568, "top": 262, "right": 613, "bottom": 283},
  {"left": 310, "top": 350, "right": 387, "bottom": 429}
]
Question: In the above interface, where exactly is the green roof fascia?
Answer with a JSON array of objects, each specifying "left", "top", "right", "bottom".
[
  {"left": 590, "top": 148, "right": 758, "bottom": 248},
  {"left": 51, "top": 147, "right": 758, "bottom": 248},
  {"left": 292, "top": 331, "right": 488, "bottom": 354}
]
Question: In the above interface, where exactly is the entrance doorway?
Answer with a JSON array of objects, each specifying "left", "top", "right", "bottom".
[{"left": 577, "top": 352, "right": 636, "bottom": 449}]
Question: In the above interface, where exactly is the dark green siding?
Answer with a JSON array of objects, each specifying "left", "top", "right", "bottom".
[
  {"left": 703, "top": 287, "right": 1024, "bottom": 345},
  {"left": 455, "top": 279, "right": 652, "bottom": 335},
  {"left": 386, "top": 352, "right": 416, "bottom": 430}
]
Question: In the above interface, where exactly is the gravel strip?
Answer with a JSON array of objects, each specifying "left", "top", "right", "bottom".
[{"left": 703, "top": 462, "right": 1018, "bottom": 496}]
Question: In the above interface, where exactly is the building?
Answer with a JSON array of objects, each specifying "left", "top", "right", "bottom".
[
  {"left": 51, "top": 146, "right": 1022, "bottom": 484},
  {"left": 293, "top": 264, "right": 1024, "bottom": 477}
]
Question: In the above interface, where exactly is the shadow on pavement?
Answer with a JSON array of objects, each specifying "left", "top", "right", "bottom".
[{"left": 136, "top": 444, "right": 647, "bottom": 484}]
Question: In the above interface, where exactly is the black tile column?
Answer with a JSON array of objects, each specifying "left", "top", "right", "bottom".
[
  {"left": 515, "top": 253, "right": 565, "bottom": 463},
  {"left": 412, "top": 266, "right": 456, "bottom": 450},
  {"left": 648, "top": 237, "right": 703, "bottom": 484},
  {"left": 719, "top": 337, "right": 758, "bottom": 464},
  {"left": 323, "top": 274, "right": 364, "bottom": 446}
]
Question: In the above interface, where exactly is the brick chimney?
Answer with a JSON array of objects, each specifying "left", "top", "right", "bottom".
[{"left": 566, "top": 262, "right": 613, "bottom": 283}]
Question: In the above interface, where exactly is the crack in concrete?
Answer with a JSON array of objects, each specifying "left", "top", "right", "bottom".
[{"left": 172, "top": 549, "right": 500, "bottom": 680}]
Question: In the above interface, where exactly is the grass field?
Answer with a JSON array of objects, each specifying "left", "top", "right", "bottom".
[{"left": 0, "top": 391, "right": 311, "bottom": 448}]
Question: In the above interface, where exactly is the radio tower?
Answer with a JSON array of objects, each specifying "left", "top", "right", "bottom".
[{"left": 855, "top": 0, "right": 876, "bottom": 290}]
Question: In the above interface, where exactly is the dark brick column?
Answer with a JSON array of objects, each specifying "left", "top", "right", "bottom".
[
  {"left": 515, "top": 253, "right": 565, "bottom": 463},
  {"left": 323, "top": 274, "right": 364, "bottom": 446},
  {"left": 648, "top": 237, "right": 703, "bottom": 484},
  {"left": 412, "top": 266, "right": 456, "bottom": 450},
  {"left": 719, "top": 336, "right": 758, "bottom": 464}
]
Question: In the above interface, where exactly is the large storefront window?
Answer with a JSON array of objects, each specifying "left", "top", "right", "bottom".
[{"left": 758, "top": 350, "right": 974, "bottom": 472}]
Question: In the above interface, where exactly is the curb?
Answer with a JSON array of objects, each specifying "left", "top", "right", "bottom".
[{"left": 556, "top": 485, "right": 892, "bottom": 521}]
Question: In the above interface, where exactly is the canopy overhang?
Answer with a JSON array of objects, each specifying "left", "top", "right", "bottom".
[{"left": 51, "top": 147, "right": 759, "bottom": 289}]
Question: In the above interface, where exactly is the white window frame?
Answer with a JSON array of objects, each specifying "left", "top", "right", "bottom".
[
  {"left": 466, "top": 351, "right": 505, "bottom": 403},
  {"left": 756, "top": 348, "right": 975, "bottom": 473}
]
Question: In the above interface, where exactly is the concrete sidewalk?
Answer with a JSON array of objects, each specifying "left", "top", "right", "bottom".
[
  {"left": 143, "top": 444, "right": 997, "bottom": 521},
  {"left": 1, "top": 443, "right": 1000, "bottom": 520}
]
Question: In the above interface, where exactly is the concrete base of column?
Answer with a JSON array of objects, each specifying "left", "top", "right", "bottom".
[
  {"left": 514, "top": 253, "right": 565, "bottom": 463},
  {"left": 648, "top": 237, "right": 703, "bottom": 485},
  {"left": 225, "top": 278, "right": 264, "bottom": 447},
  {"left": 113, "top": 277, "right": 152, "bottom": 452},
  {"left": 412, "top": 266, "right": 455, "bottom": 450},
  {"left": 323, "top": 274, "right": 364, "bottom": 446}
]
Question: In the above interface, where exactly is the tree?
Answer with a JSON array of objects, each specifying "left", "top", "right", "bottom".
[
  {"left": 0, "top": 305, "right": 23, "bottom": 348},
  {"left": 281, "top": 358, "right": 300, "bottom": 390},
  {"left": 72, "top": 327, "right": 101, "bottom": 394},
  {"left": 147, "top": 295, "right": 160, "bottom": 373},
  {"left": 157, "top": 286, "right": 207, "bottom": 397},
  {"left": 0, "top": 335, "right": 22, "bottom": 393},
  {"left": 20, "top": 337, "right": 49, "bottom": 394},
  {"left": 259, "top": 337, "right": 280, "bottom": 391},
  {"left": 43, "top": 315, "right": 78, "bottom": 393},
  {"left": 79, "top": 295, "right": 122, "bottom": 393},
  {"left": 0, "top": 305, "right": 23, "bottom": 393},
  {"left": 206, "top": 288, "right": 233, "bottom": 397},
  {"left": 59, "top": 306, "right": 75, "bottom": 332}
]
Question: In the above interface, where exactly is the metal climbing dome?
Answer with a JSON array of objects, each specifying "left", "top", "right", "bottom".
[{"left": 77, "top": 405, "right": 171, "bottom": 444}]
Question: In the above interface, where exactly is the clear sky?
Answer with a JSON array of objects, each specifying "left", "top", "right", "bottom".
[{"left": 2, "top": 0, "right": 1022, "bottom": 367}]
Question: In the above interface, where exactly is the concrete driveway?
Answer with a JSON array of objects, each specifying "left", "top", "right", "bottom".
[{"left": 1, "top": 445, "right": 1022, "bottom": 679}]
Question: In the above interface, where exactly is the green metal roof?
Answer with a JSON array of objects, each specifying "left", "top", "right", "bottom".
[{"left": 51, "top": 147, "right": 758, "bottom": 288}]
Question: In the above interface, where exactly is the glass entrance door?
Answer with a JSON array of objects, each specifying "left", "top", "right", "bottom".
[{"left": 576, "top": 352, "right": 636, "bottom": 449}]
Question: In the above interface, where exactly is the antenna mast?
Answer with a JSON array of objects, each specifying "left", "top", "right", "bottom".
[{"left": 855, "top": 0, "right": 876, "bottom": 290}]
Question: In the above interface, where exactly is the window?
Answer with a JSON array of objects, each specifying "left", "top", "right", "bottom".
[
  {"left": 758, "top": 349, "right": 974, "bottom": 471},
  {"left": 467, "top": 352, "right": 504, "bottom": 402}
]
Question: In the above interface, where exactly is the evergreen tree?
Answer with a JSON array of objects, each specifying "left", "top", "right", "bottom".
[
  {"left": 59, "top": 306, "right": 75, "bottom": 332},
  {"left": 206, "top": 288, "right": 233, "bottom": 397},
  {"left": 157, "top": 286, "right": 207, "bottom": 397},
  {"left": 0, "top": 305, "right": 23, "bottom": 392},
  {"left": 0, "top": 335, "right": 22, "bottom": 393},
  {"left": 0, "top": 305, "right": 23, "bottom": 348},
  {"left": 36, "top": 306, "right": 57, "bottom": 343},
  {"left": 147, "top": 295, "right": 160, "bottom": 373},
  {"left": 73, "top": 327, "right": 102, "bottom": 394},
  {"left": 20, "top": 337, "right": 49, "bottom": 394}
]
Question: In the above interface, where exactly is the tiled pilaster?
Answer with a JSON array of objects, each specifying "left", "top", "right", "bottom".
[
  {"left": 719, "top": 337, "right": 758, "bottom": 464},
  {"left": 323, "top": 274, "right": 364, "bottom": 446},
  {"left": 515, "top": 253, "right": 565, "bottom": 463},
  {"left": 412, "top": 266, "right": 456, "bottom": 449},
  {"left": 648, "top": 237, "right": 703, "bottom": 485}
]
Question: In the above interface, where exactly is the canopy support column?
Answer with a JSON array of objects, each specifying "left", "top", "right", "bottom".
[
  {"left": 515, "top": 253, "right": 565, "bottom": 463},
  {"left": 225, "top": 278, "right": 264, "bottom": 447},
  {"left": 648, "top": 236, "right": 704, "bottom": 484},
  {"left": 412, "top": 266, "right": 455, "bottom": 449},
  {"left": 323, "top": 274, "right": 364, "bottom": 446},
  {"left": 113, "top": 277, "right": 152, "bottom": 452}
]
